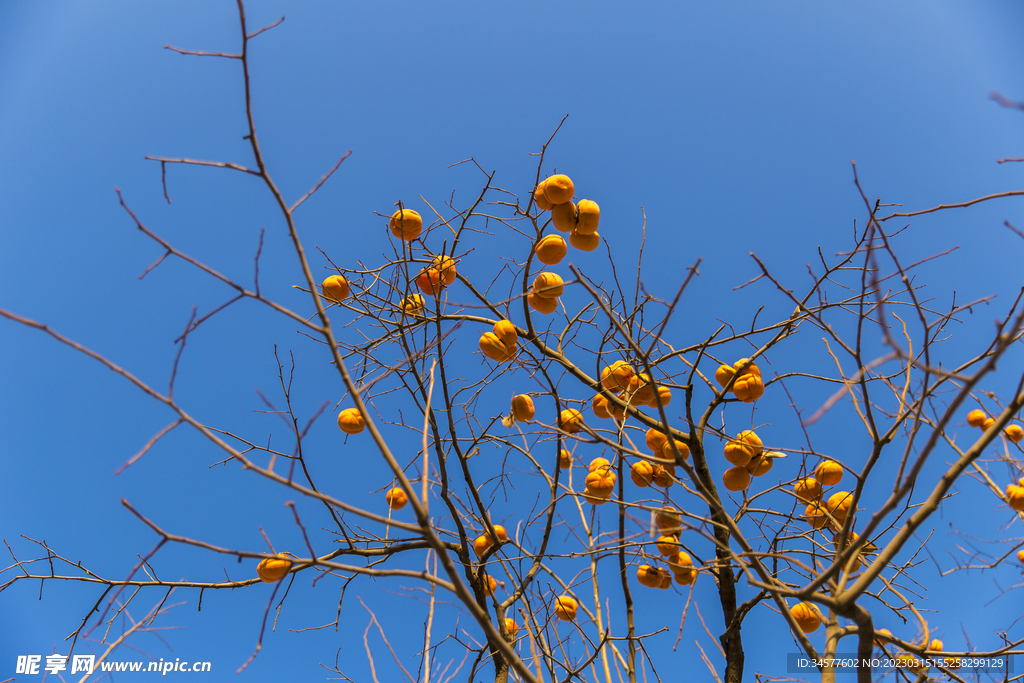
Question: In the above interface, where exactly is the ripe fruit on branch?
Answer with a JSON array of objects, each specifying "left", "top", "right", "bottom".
[
  {"left": 534, "top": 234, "right": 568, "bottom": 265},
  {"left": 651, "top": 464, "right": 675, "bottom": 488},
  {"left": 588, "top": 457, "right": 610, "bottom": 472},
  {"left": 656, "top": 534, "right": 681, "bottom": 556},
  {"left": 874, "top": 628, "right": 892, "bottom": 647},
  {"left": 602, "top": 361, "right": 636, "bottom": 393},
  {"left": 805, "top": 502, "right": 828, "bottom": 529},
  {"left": 401, "top": 293, "right": 426, "bottom": 316},
  {"left": 1005, "top": 481, "right": 1024, "bottom": 510},
  {"left": 636, "top": 564, "right": 663, "bottom": 588},
  {"left": 389, "top": 208, "right": 422, "bottom": 241},
  {"left": 815, "top": 460, "right": 844, "bottom": 486},
  {"left": 723, "top": 466, "right": 751, "bottom": 492},
  {"left": 667, "top": 550, "right": 693, "bottom": 572},
  {"left": 473, "top": 525, "right": 508, "bottom": 558},
  {"left": 479, "top": 319, "right": 518, "bottom": 362},
  {"left": 385, "top": 487, "right": 408, "bottom": 510},
  {"left": 724, "top": 430, "right": 763, "bottom": 467},
  {"left": 533, "top": 181, "right": 554, "bottom": 211},
  {"left": 790, "top": 602, "right": 821, "bottom": 633},
  {"left": 1007, "top": 424, "right": 1024, "bottom": 443},
  {"left": 983, "top": 417, "right": 996, "bottom": 430},
  {"left": 673, "top": 566, "right": 698, "bottom": 585},
  {"left": 554, "top": 595, "right": 578, "bottom": 621},
  {"left": 575, "top": 199, "right": 600, "bottom": 235},
  {"left": 543, "top": 174, "right": 574, "bottom": 205},
  {"left": 257, "top": 554, "right": 292, "bottom": 583},
  {"left": 416, "top": 255, "right": 457, "bottom": 296},
  {"left": 826, "top": 491, "right": 854, "bottom": 526},
  {"left": 656, "top": 506, "right": 682, "bottom": 534},
  {"left": 503, "top": 618, "right": 519, "bottom": 638},
  {"left": 511, "top": 394, "right": 535, "bottom": 422},
  {"left": 630, "top": 461, "right": 654, "bottom": 487},
  {"left": 532, "top": 272, "right": 565, "bottom": 299},
  {"left": 745, "top": 451, "right": 774, "bottom": 477},
  {"left": 628, "top": 372, "right": 656, "bottom": 405},
  {"left": 794, "top": 477, "right": 823, "bottom": 502},
  {"left": 568, "top": 229, "right": 600, "bottom": 252},
  {"left": 585, "top": 468, "right": 617, "bottom": 498},
  {"left": 337, "top": 407, "right": 366, "bottom": 434},
  {"left": 528, "top": 291, "right": 559, "bottom": 314},
  {"left": 551, "top": 201, "right": 577, "bottom": 233},
  {"left": 716, "top": 358, "right": 765, "bottom": 402},
  {"left": 560, "top": 408, "right": 584, "bottom": 434},
  {"left": 321, "top": 275, "right": 350, "bottom": 303},
  {"left": 483, "top": 574, "right": 504, "bottom": 596},
  {"left": 929, "top": 639, "right": 943, "bottom": 652},
  {"left": 559, "top": 449, "right": 572, "bottom": 470},
  {"left": 592, "top": 393, "right": 624, "bottom": 420},
  {"left": 967, "top": 409, "right": 987, "bottom": 427}
]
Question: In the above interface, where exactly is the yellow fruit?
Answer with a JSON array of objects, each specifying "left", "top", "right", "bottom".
[
  {"left": 733, "top": 374, "right": 765, "bottom": 402},
  {"left": 629, "top": 372, "right": 656, "bottom": 405},
  {"left": 511, "top": 394, "right": 535, "bottom": 422},
  {"left": 585, "top": 468, "right": 617, "bottom": 498},
  {"left": 473, "top": 525, "right": 508, "bottom": 558},
  {"left": 575, "top": 199, "right": 600, "bottom": 235},
  {"left": 401, "top": 293, "right": 426, "bottom": 316},
  {"left": 732, "top": 358, "right": 762, "bottom": 377},
  {"left": 337, "top": 407, "right": 366, "bottom": 434},
  {"left": 929, "top": 639, "right": 943, "bottom": 652},
  {"left": 592, "top": 393, "right": 612, "bottom": 419},
  {"left": 832, "top": 531, "right": 863, "bottom": 571},
  {"left": 560, "top": 408, "right": 583, "bottom": 434},
  {"left": 559, "top": 449, "right": 573, "bottom": 470},
  {"left": 1018, "top": 549, "right": 1024, "bottom": 565},
  {"left": 656, "top": 506, "right": 681, "bottom": 533},
  {"left": 874, "top": 628, "right": 892, "bottom": 647},
  {"left": 790, "top": 602, "right": 821, "bottom": 633},
  {"left": 653, "top": 385, "right": 671, "bottom": 406},
  {"left": 966, "top": 408, "right": 987, "bottom": 427},
  {"left": 415, "top": 267, "right": 445, "bottom": 296},
  {"left": 483, "top": 574, "right": 498, "bottom": 596},
  {"left": 662, "top": 439, "right": 690, "bottom": 462},
  {"left": 714, "top": 364, "right": 735, "bottom": 387},
  {"left": 385, "top": 487, "right": 408, "bottom": 510},
  {"left": 1007, "top": 424, "right": 1024, "bottom": 443},
  {"left": 745, "top": 451, "right": 774, "bottom": 477},
  {"left": 651, "top": 464, "right": 675, "bottom": 488},
  {"left": 528, "top": 291, "right": 559, "bottom": 314},
  {"left": 493, "top": 319, "right": 517, "bottom": 348},
  {"left": 646, "top": 428, "right": 669, "bottom": 452},
  {"left": 601, "top": 361, "right": 636, "bottom": 393},
  {"left": 656, "top": 534, "right": 680, "bottom": 556},
  {"left": 479, "top": 332, "right": 514, "bottom": 363},
  {"left": 535, "top": 234, "right": 568, "bottom": 265},
  {"left": 543, "top": 175, "right": 574, "bottom": 205},
  {"left": 532, "top": 272, "right": 565, "bottom": 299},
  {"left": 569, "top": 229, "right": 600, "bottom": 252},
  {"left": 815, "top": 460, "right": 844, "bottom": 486},
  {"left": 582, "top": 488, "right": 610, "bottom": 505},
  {"left": 1006, "top": 483, "right": 1024, "bottom": 510},
  {"left": 826, "top": 491, "right": 854, "bottom": 526},
  {"left": 722, "top": 466, "right": 751, "bottom": 492},
  {"left": 673, "top": 566, "right": 697, "bottom": 585},
  {"left": 551, "top": 201, "right": 577, "bottom": 233},
  {"left": 794, "top": 477, "right": 823, "bottom": 502},
  {"left": 724, "top": 430, "right": 763, "bottom": 467},
  {"left": 630, "top": 461, "right": 654, "bottom": 487},
  {"left": 805, "top": 502, "right": 828, "bottom": 529},
  {"left": 321, "top": 275, "right": 350, "bottom": 303},
  {"left": 588, "top": 457, "right": 611, "bottom": 472},
  {"left": 257, "top": 554, "right": 293, "bottom": 583},
  {"left": 667, "top": 551, "right": 693, "bottom": 572},
  {"left": 432, "top": 255, "right": 457, "bottom": 285},
  {"left": 658, "top": 570, "right": 672, "bottom": 590},
  {"left": 504, "top": 618, "right": 519, "bottom": 638},
  {"left": 983, "top": 417, "right": 996, "bottom": 430},
  {"left": 636, "top": 564, "right": 663, "bottom": 588},
  {"left": 390, "top": 208, "right": 422, "bottom": 241},
  {"left": 554, "top": 595, "right": 578, "bottom": 621},
  {"left": 533, "top": 180, "right": 553, "bottom": 211}
]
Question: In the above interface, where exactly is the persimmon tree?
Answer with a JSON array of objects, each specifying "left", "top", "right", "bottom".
[{"left": 5, "top": 4, "right": 1024, "bottom": 683}]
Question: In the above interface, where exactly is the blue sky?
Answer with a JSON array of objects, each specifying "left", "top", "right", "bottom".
[{"left": 2, "top": 1, "right": 1024, "bottom": 680}]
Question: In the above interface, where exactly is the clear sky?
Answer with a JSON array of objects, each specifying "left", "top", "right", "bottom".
[{"left": 2, "top": 1, "right": 1024, "bottom": 680}]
